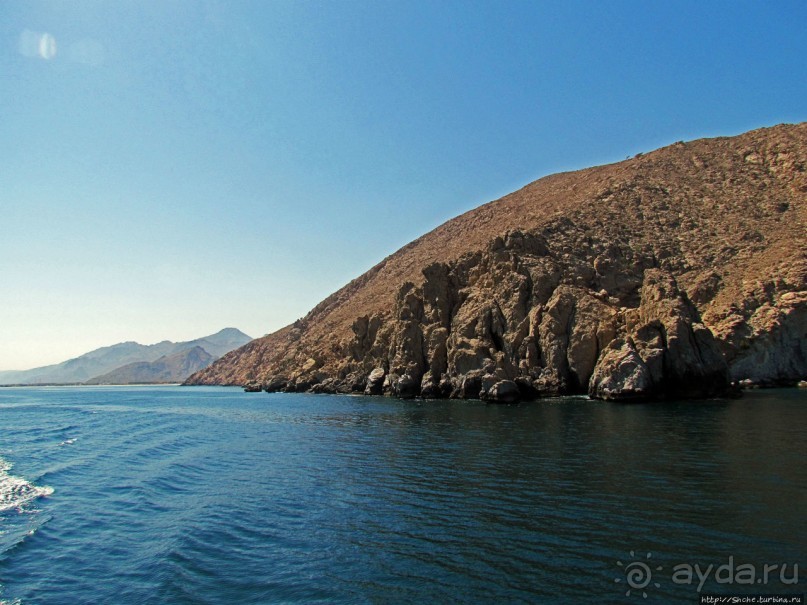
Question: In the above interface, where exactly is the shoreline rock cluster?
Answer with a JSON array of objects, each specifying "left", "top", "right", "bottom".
[{"left": 249, "top": 255, "right": 735, "bottom": 402}]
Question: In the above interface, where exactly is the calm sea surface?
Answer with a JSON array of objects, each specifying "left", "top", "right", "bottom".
[{"left": 0, "top": 386, "right": 804, "bottom": 604}]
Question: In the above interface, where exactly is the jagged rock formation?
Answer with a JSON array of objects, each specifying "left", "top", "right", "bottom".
[
  {"left": 588, "top": 270, "right": 729, "bottom": 400},
  {"left": 187, "top": 124, "right": 807, "bottom": 401}
]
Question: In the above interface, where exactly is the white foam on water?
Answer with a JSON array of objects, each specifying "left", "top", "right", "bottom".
[{"left": 0, "top": 457, "right": 53, "bottom": 513}]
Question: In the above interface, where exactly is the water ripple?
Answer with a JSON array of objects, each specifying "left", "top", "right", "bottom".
[{"left": 0, "top": 387, "right": 804, "bottom": 604}]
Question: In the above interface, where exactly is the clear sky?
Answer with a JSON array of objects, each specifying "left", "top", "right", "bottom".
[{"left": 1, "top": 0, "right": 806, "bottom": 370}]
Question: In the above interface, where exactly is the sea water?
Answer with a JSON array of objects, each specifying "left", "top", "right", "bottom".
[{"left": 0, "top": 386, "right": 804, "bottom": 604}]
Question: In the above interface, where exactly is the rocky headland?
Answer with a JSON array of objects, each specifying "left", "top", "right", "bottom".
[{"left": 186, "top": 124, "right": 807, "bottom": 401}]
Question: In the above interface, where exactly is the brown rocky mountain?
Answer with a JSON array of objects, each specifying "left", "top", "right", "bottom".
[{"left": 186, "top": 123, "right": 807, "bottom": 401}]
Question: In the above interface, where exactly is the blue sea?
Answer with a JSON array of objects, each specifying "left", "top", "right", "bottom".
[{"left": 0, "top": 386, "right": 804, "bottom": 604}]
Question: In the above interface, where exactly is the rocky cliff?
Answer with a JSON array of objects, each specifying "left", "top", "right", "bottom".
[{"left": 186, "top": 123, "right": 807, "bottom": 401}]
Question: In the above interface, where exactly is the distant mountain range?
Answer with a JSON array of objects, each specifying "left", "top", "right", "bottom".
[
  {"left": 0, "top": 328, "right": 252, "bottom": 385},
  {"left": 84, "top": 346, "right": 216, "bottom": 385}
]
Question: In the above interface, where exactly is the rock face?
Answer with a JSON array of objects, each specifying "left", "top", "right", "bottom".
[
  {"left": 588, "top": 270, "right": 729, "bottom": 400},
  {"left": 588, "top": 339, "right": 654, "bottom": 401},
  {"left": 186, "top": 123, "right": 807, "bottom": 401}
]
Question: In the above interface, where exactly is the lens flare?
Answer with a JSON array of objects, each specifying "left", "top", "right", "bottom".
[
  {"left": 38, "top": 33, "right": 57, "bottom": 59},
  {"left": 18, "top": 29, "right": 57, "bottom": 60}
]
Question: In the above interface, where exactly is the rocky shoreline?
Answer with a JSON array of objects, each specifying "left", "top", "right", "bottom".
[{"left": 245, "top": 267, "right": 741, "bottom": 403}]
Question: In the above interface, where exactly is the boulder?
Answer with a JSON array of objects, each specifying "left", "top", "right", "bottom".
[
  {"left": 364, "top": 368, "right": 386, "bottom": 396},
  {"left": 263, "top": 376, "right": 288, "bottom": 393},
  {"left": 453, "top": 371, "right": 484, "bottom": 399},
  {"left": 343, "top": 371, "right": 367, "bottom": 393},
  {"left": 588, "top": 338, "right": 653, "bottom": 401},
  {"left": 310, "top": 378, "right": 339, "bottom": 394},
  {"left": 392, "top": 373, "right": 420, "bottom": 399},
  {"left": 419, "top": 373, "right": 441, "bottom": 398},
  {"left": 481, "top": 380, "right": 520, "bottom": 403}
]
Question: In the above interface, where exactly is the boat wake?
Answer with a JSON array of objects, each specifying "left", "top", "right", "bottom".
[{"left": 0, "top": 457, "right": 53, "bottom": 513}]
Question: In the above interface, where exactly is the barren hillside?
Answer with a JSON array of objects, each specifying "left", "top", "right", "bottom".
[{"left": 187, "top": 123, "right": 806, "bottom": 401}]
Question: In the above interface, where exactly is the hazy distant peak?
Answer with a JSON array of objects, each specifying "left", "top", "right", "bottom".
[
  {"left": 208, "top": 327, "right": 252, "bottom": 339},
  {"left": 0, "top": 328, "right": 253, "bottom": 385},
  {"left": 85, "top": 345, "right": 216, "bottom": 385}
]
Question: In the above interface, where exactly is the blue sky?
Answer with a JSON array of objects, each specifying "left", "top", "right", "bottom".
[{"left": 1, "top": 0, "right": 805, "bottom": 370}]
